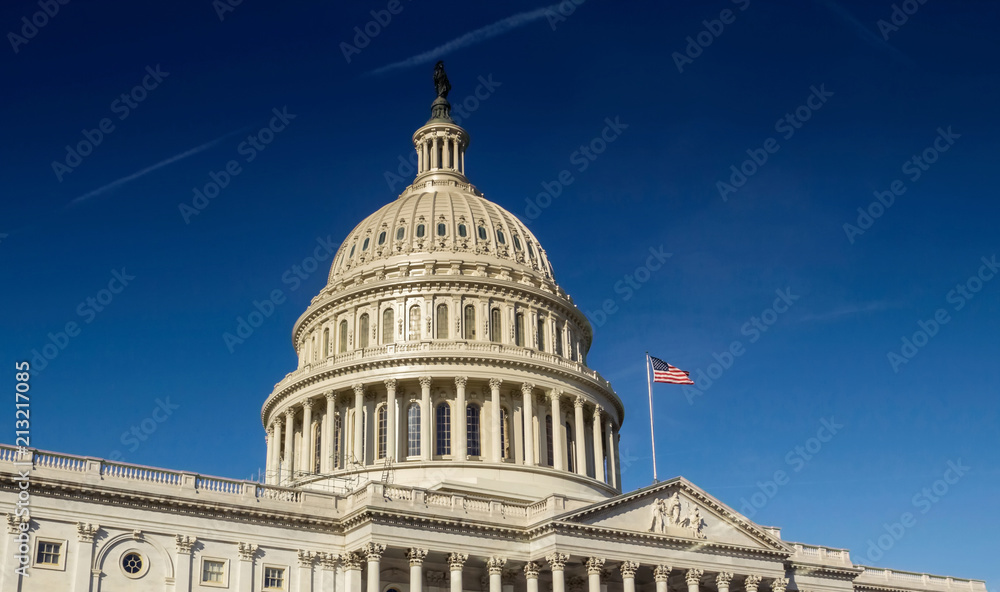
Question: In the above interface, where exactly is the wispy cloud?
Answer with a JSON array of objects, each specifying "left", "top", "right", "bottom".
[
  {"left": 369, "top": 4, "right": 559, "bottom": 75},
  {"left": 811, "top": 0, "right": 916, "bottom": 68},
  {"left": 798, "top": 300, "right": 891, "bottom": 323},
  {"left": 68, "top": 131, "right": 239, "bottom": 206}
]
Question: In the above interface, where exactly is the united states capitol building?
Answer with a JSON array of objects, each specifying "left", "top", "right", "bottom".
[{"left": 0, "top": 65, "right": 987, "bottom": 592}]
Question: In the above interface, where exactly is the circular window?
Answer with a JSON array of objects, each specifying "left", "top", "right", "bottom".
[
  {"left": 121, "top": 551, "right": 148, "bottom": 579},
  {"left": 458, "top": 224, "right": 467, "bottom": 238},
  {"left": 477, "top": 226, "right": 487, "bottom": 240},
  {"left": 378, "top": 231, "right": 386, "bottom": 245}
]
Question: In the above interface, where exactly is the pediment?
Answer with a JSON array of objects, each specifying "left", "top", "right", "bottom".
[{"left": 557, "top": 477, "right": 791, "bottom": 553}]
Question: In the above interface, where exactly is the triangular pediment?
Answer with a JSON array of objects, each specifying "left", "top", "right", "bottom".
[{"left": 557, "top": 477, "right": 792, "bottom": 553}]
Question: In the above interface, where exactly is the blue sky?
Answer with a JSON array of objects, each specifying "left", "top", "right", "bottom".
[{"left": 2, "top": 0, "right": 997, "bottom": 585}]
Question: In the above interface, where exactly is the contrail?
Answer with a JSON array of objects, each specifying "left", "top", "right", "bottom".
[
  {"left": 68, "top": 131, "right": 240, "bottom": 206},
  {"left": 811, "top": 0, "right": 916, "bottom": 68},
  {"left": 369, "top": 4, "right": 560, "bottom": 75}
]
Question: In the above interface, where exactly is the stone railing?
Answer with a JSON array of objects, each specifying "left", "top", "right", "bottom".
[
  {"left": 857, "top": 567, "right": 988, "bottom": 592},
  {"left": 790, "top": 542, "right": 853, "bottom": 565}
]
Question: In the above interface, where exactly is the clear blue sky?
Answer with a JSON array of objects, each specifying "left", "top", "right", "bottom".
[{"left": 2, "top": 0, "right": 997, "bottom": 585}]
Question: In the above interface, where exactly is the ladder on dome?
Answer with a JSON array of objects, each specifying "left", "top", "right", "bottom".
[{"left": 380, "top": 456, "right": 395, "bottom": 485}]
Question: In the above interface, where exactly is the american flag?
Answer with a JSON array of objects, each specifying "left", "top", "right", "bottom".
[{"left": 649, "top": 356, "right": 694, "bottom": 385}]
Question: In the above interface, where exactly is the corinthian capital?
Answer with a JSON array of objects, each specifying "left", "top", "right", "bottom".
[
  {"left": 654, "top": 565, "right": 672, "bottom": 582},
  {"left": 523, "top": 562, "right": 541, "bottom": 578},
  {"left": 352, "top": 383, "right": 365, "bottom": 396},
  {"left": 771, "top": 578, "right": 789, "bottom": 592},
  {"left": 384, "top": 378, "right": 397, "bottom": 391},
  {"left": 620, "top": 561, "right": 639, "bottom": 579},
  {"left": 489, "top": 377, "right": 503, "bottom": 390},
  {"left": 744, "top": 575, "right": 763, "bottom": 592},
  {"left": 716, "top": 573, "right": 734, "bottom": 588},
  {"left": 455, "top": 376, "right": 468, "bottom": 388},
  {"left": 685, "top": 569, "right": 704, "bottom": 586},
  {"left": 362, "top": 543, "right": 386, "bottom": 560},
  {"left": 586, "top": 557, "right": 605, "bottom": 575},
  {"left": 407, "top": 548, "right": 428, "bottom": 566},
  {"left": 448, "top": 553, "right": 468, "bottom": 571},
  {"left": 487, "top": 556, "right": 507, "bottom": 575},
  {"left": 521, "top": 383, "right": 535, "bottom": 395},
  {"left": 546, "top": 552, "right": 569, "bottom": 570},
  {"left": 419, "top": 376, "right": 433, "bottom": 389}
]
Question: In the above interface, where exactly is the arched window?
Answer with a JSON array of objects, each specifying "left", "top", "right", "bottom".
[
  {"left": 565, "top": 422, "right": 574, "bottom": 473},
  {"left": 378, "top": 231, "right": 386, "bottom": 245},
  {"left": 416, "top": 224, "right": 425, "bottom": 238},
  {"left": 478, "top": 226, "right": 488, "bottom": 240},
  {"left": 322, "top": 328, "right": 329, "bottom": 358},
  {"left": 555, "top": 322, "right": 564, "bottom": 356},
  {"left": 537, "top": 317, "right": 545, "bottom": 351},
  {"left": 436, "top": 403, "right": 451, "bottom": 455},
  {"left": 396, "top": 227, "right": 405, "bottom": 240},
  {"left": 436, "top": 303, "right": 449, "bottom": 339},
  {"left": 515, "top": 313, "right": 524, "bottom": 346},
  {"left": 490, "top": 308, "right": 501, "bottom": 343},
  {"left": 333, "top": 413, "right": 342, "bottom": 470},
  {"left": 339, "top": 320, "right": 348, "bottom": 353},
  {"left": 358, "top": 313, "right": 370, "bottom": 349},
  {"left": 513, "top": 235, "right": 522, "bottom": 251},
  {"left": 382, "top": 308, "right": 394, "bottom": 344},
  {"left": 408, "top": 304, "right": 421, "bottom": 341},
  {"left": 407, "top": 404, "right": 421, "bottom": 457},
  {"left": 362, "top": 238, "right": 370, "bottom": 251},
  {"left": 458, "top": 224, "right": 468, "bottom": 238},
  {"left": 437, "top": 223, "right": 446, "bottom": 236},
  {"left": 501, "top": 408, "right": 511, "bottom": 460},
  {"left": 376, "top": 406, "right": 387, "bottom": 460},
  {"left": 545, "top": 415, "right": 554, "bottom": 467},
  {"left": 496, "top": 229, "right": 506, "bottom": 244},
  {"left": 466, "top": 404, "right": 481, "bottom": 456},
  {"left": 463, "top": 305, "right": 476, "bottom": 340}
]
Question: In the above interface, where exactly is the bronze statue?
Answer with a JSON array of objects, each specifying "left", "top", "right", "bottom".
[{"left": 434, "top": 61, "right": 451, "bottom": 98}]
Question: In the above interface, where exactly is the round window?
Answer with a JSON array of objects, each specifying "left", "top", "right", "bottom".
[{"left": 121, "top": 551, "right": 148, "bottom": 578}]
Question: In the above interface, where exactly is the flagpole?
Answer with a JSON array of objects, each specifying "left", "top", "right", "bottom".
[{"left": 646, "top": 351, "right": 658, "bottom": 483}]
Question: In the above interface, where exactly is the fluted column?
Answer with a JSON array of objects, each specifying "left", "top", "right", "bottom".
[
  {"left": 302, "top": 398, "right": 315, "bottom": 473},
  {"left": 408, "top": 549, "right": 428, "bottom": 592},
  {"left": 419, "top": 377, "right": 432, "bottom": 460},
  {"left": 744, "top": 575, "right": 763, "bottom": 592},
  {"left": 521, "top": 384, "right": 535, "bottom": 465},
  {"left": 717, "top": 573, "right": 734, "bottom": 592},
  {"left": 685, "top": 569, "right": 703, "bottom": 592},
  {"left": 364, "top": 543, "right": 386, "bottom": 592},
  {"left": 592, "top": 406, "right": 605, "bottom": 483},
  {"left": 605, "top": 418, "right": 617, "bottom": 489},
  {"left": 455, "top": 377, "right": 468, "bottom": 460},
  {"left": 431, "top": 136, "right": 439, "bottom": 169},
  {"left": 353, "top": 384, "right": 365, "bottom": 464},
  {"left": 270, "top": 420, "right": 282, "bottom": 484},
  {"left": 550, "top": 392, "right": 565, "bottom": 470},
  {"left": 449, "top": 553, "right": 468, "bottom": 592},
  {"left": 620, "top": 561, "right": 638, "bottom": 592},
  {"left": 547, "top": 553, "right": 568, "bottom": 592},
  {"left": 771, "top": 577, "right": 789, "bottom": 592},
  {"left": 284, "top": 408, "right": 296, "bottom": 482},
  {"left": 654, "top": 566, "right": 672, "bottom": 592},
  {"left": 489, "top": 378, "right": 503, "bottom": 462},
  {"left": 442, "top": 133, "right": 452, "bottom": 169},
  {"left": 573, "top": 397, "right": 587, "bottom": 475},
  {"left": 586, "top": 558, "right": 605, "bottom": 592},
  {"left": 265, "top": 426, "right": 274, "bottom": 479},
  {"left": 524, "top": 562, "right": 541, "bottom": 592},
  {"left": 488, "top": 557, "right": 507, "bottom": 592},
  {"left": 385, "top": 379, "right": 397, "bottom": 461},
  {"left": 343, "top": 552, "right": 363, "bottom": 592},
  {"left": 324, "top": 392, "right": 336, "bottom": 472}
]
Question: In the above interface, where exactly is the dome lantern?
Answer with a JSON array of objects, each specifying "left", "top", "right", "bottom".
[{"left": 411, "top": 61, "right": 470, "bottom": 187}]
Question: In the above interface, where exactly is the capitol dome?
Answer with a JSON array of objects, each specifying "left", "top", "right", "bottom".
[{"left": 261, "top": 66, "right": 623, "bottom": 502}]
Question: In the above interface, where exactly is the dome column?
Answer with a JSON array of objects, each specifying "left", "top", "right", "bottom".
[
  {"left": 353, "top": 384, "right": 365, "bottom": 464},
  {"left": 302, "top": 398, "right": 314, "bottom": 474},
  {"left": 605, "top": 418, "right": 617, "bottom": 489},
  {"left": 271, "top": 417, "right": 283, "bottom": 484},
  {"left": 550, "top": 392, "right": 565, "bottom": 471},
  {"left": 574, "top": 397, "right": 587, "bottom": 476},
  {"left": 264, "top": 426, "right": 274, "bottom": 483},
  {"left": 592, "top": 406, "right": 605, "bottom": 483},
  {"left": 284, "top": 408, "right": 296, "bottom": 483},
  {"left": 455, "top": 377, "right": 468, "bottom": 460},
  {"left": 419, "top": 377, "right": 432, "bottom": 460},
  {"left": 442, "top": 133, "right": 451, "bottom": 169},
  {"left": 385, "top": 379, "right": 398, "bottom": 461},
  {"left": 489, "top": 378, "right": 503, "bottom": 462},
  {"left": 323, "top": 391, "right": 336, "bottom": 472},
  {"left": 521, "top": 384, "right": 535, "bottom": 466}
]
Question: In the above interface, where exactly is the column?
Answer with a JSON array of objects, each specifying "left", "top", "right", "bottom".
[
  {"left": 620, "top": 562, "right": 638, "bottom": 592},
  {"left": 443, "top": 134, "right": 451, "bottom": 169},
  {"left": 431, "top": 136, "right": 439, "bottom": 169},
  {"left": 324, "top": 392, "right": 336, "bottom": 472},
  {"left": 550, "top": 392, "right": 565, "bottom": 470},
  {"left": 455, "top": 377, "right": 468, "bottom": 460},
  {"left": 302, "top": 398, "right": 315, "bottom": 474},
  {"left": 489, "top": 378, "right": 503, "bottom": 462},
  {"left": 343, "top": 553, "right": 363, "bottom": 592},
  {"left": 73, "top": 523, "right": 99, "bottom": 592},
  {"left": 298, "top": 551, "right": 316, "bottom": 592},
  {"left": 319, "top": 553, "right": 339, "bottom": 592},
  {"left": 416, "top": 142, "right": 423, "bottom": 173},
  {"left": 385, "top": 379, "right": 398, "bottom": 461},
  {"left": 546, "top": 553, "right": 568, "bottom": 592},
  {"left": 408, "top": 548, "right": 428, "bottom": 592},
  {"left": 524, "top": 563, "right": 541, "bottom": 592},
  {"left": 717, "top": 573, "right": 734, "bottom": 592},
  {"left": 685, "top": 569, "right": 703, "bottom": 592},
  {"left": 448, "top": 553, "right": 467, "bottom": 592},
  {"left": 586, "top": 558, "right": 605, "bottom": 592},
  {"left": 614, "top": 428, "right": 622, "bottom": 490},
  {"left": 265, "top": 426, "right": 274, "bottom": 479},
  {"left": 271, "top": 417, "right": 283, "bottom": 484},
  {"left": 654, "top": 566, "right": 671, "bottom": 592},
  {"left": 237, "top": 543, "right": 259, "bottom": 592},
  {"left": 573, "top": 397, "right": 587, "bottom": 476},
  {"left": 744, "top": 575, "right": 763, "bottom": 592},
  {"left": 521, "top": 384, "right": 535, "bottom": 466},
  {"left": 771, "top": 577, "right": 789, "bottom": 592},
  {"left": 353, "top": 384, "right": 365, "bottom": 464},
  {"left": 284, "top": 408, "right": 296, "bottom": 482},
  {"left": 592, "top": 406, "right": 605, "bottom": 483},
  {"left": 175, "top": 535, "right": 195, "bottom": 592},
  {"left": 419, "top": 377, "right": 432, "bottom": 460},
  {"left": 487, "top": 557, "right": 507, "bottom": 592},
  {"left": 605, "top": 418, "right": 617, "bottom": 489},
  {"left": 364, "top": 543, "right": 386, "bottom": 592}
]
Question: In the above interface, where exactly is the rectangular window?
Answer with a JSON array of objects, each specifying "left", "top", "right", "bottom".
[
  {"left": 537, "top": 317, "right": 546, "bottom": 351},
  {"left": 202, "top": 559, "right": 226, "bottom": 584},
  {"left": 36, "top": 541, "right": 61, "bottom": 565},
  {"left": 264, "top": 566, "right": 286, "bottom": 590}
]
